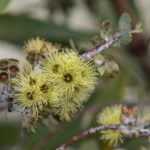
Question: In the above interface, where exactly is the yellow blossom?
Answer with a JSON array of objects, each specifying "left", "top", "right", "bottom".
[
  {"left": 97, "top": 105, "right": 123, "bottom": 145},
  {"left": 24, "top": 37, "right": 59, "bottom": 55},
  {"left": 42, "top": 50, "right": 97, "bottom": 121},
  {"left": 13, "top": 64, "right": 60, "bottom": 116}
]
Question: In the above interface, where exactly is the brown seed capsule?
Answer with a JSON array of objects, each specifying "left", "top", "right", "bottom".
[
  {"left": 0, "top": 72, "right": 9, "bottom": 83},
  {"left": 9, "top": 65, "right": 20, "bottom": 78},
  {"left": 9, "top": 65, "right": 20, "bottom": 74},
  {"left": 0, "top": 59, "right": 9, "bottom": 70}
]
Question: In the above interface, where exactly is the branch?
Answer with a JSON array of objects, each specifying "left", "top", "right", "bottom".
[
  {"left": 56, "top": 124, "right": 124, "bottom": 150},
  {"left": 80, "top": 28, "right": 141, "bottom": 60},
  {"left": 80, "top": 33, "right": 121, "bottom": 60},
  {"left": 56, "top": 124, "right": 150, "bottom": 150}
]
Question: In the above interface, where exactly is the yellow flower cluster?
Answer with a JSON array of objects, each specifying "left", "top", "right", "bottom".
[
  {"left": 24, "top": 37, "right": 59, "bottom": 55},
  {"left": 13, "top": 64, "right": 60, "bottom": 116},
  {"left": 97, "top": 105, "right": 123, "bottom": 145},
  {"left": 42, "top": 51, "right": 97, "bottom": 121},
  {"left": 13, "top": 38, "right": 97, "bottom": 123}
]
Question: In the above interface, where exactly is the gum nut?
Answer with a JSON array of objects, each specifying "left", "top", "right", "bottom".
[{"left": 0, "top": 72, "right": 9, "bottom": 83}]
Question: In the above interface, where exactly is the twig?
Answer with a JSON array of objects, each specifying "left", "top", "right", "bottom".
[
  {"left": 56, "top": 124, "right": 150, "bottom": 150},
  {"left": 80, "top": 33, "right": 121, "bottom": 60},
  {"left": 80, "top": 28, "right": 142, "bottom": 60},
  {"left": 56, "top": 124, "right": 124, "bottom": 150}
]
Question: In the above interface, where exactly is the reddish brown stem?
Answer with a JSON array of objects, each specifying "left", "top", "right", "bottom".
[
  {"left": 56, "top": 124, "right": 122, "bottom": 150},
  {"left": 56, "top": 123, "right": 150, "bottom": 150}
]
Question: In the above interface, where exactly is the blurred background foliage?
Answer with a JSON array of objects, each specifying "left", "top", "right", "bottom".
[{"left": 0, "top": 0, "right": 150, "bottom": 150}]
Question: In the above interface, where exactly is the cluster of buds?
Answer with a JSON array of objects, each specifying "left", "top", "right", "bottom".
[
  {"left": 96, "top": 104, "right": 150, "bottom": 147},
  {"left": 24, "top": 37, "right": 60, "bottom": 67},
  {"left": 120, "top": 104, "right": 138, "bottom": 126}
]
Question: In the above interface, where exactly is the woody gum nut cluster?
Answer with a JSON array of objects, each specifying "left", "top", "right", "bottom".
[{"left": 0, "top": 58, "right": 20, "bottom": 83}]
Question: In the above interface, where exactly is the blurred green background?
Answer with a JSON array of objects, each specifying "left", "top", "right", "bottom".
[{"left": 0, "top": 0, "right": 150, "bottom": 150}]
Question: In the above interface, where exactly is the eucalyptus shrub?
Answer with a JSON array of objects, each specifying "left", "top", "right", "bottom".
[{"left": 0, "top": 13, "right": 146, "bottom": 150}]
